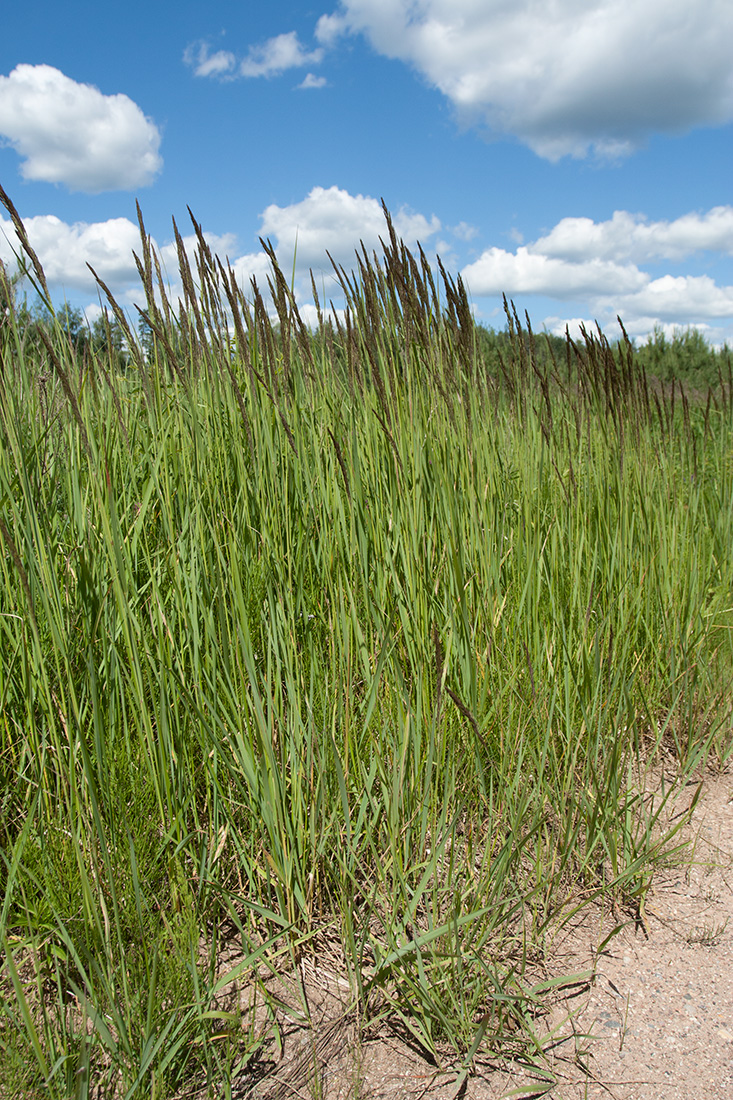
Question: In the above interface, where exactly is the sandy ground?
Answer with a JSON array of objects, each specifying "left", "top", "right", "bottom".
[
  {"left": 534, "top": 769, "right": 733, "bottom": 1100},
  {"left": 238, "top": 767, "right": 733, "bottom": 1100}
]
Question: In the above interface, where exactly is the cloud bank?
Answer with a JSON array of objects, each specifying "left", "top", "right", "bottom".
[
  {"left": 0, "top": 213, "right": 142, "bottom": 288},
  {"left": 462, "top": 206, "right": 733, "bottom": 334},
  {"left": 0, "top": 64, "right": 162, "bottom": 192},
  {"left": 316, "top": 0, "right": 733, "bottom": 158},
  {"left": 3, "top": 193, "right": 732, "bottom": 341},
  {"left": 0, "top": 186, "right": 438, "bottom": 298},
  {"left": 533, "top": 208, "right": 733, "bottom": 264}
]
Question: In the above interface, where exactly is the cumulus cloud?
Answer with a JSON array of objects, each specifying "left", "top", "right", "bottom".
[
  {"left": 183, "top": 42, "right": 237, "bottom": 79},
  {"left": 314, "top": 13, "right": 349, "bottom": 47},
  {"left": 0, "top": 187, "right": 438, "bottom": 302},
  {"left": 320, "top": 0, "right": 733, "bottom": 158},
  {"left": 0, "top": 212, "right": 256, "bottom": 305},
  {"left": 461, "top": 205, "right": 733, "bottom": 338},
  {"left": 185, "top": 32, "right": 323, "bottom": 81},
  {"left": 542, "top": 316, "right": 601, "bottom": 342},
  {"left": 546, "top": 313, "right": 728, "bottom": 345},
  {"left": 616, "top": 275, "right": 733, "bottom": 321},
  {"left": 150, "top": 187, "right": 438, "bottom": 300},
  {"left": 259, "top": 185, "right": 440, "bottom": 270},
  {"left": 0, "top": 64, "right": 162, "bottom": 192},
  {"left": 534, "top": 207, "right": 733, "bottom": 263},
  {"left": 240, "top": 32, "right": 323, "bottom": 77},
  {"left": 462, "top": 248, "right": 647, "bottom": 299},
  {"left": 299, "top": 73, "right": 328, "bottom": 89},
  {"left": 8, "top": 189, "right": 730, "bottom": 342},
  {"left": 0, "top": 212, "right": 142, "bottom": 289},
  {"left": 228, "top": 251, "right": 278, "bottom": 289}
]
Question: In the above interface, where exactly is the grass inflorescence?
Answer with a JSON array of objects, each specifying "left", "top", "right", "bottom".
[{"left": 1, "top": 191, "right": 732, "bottom": 1097}]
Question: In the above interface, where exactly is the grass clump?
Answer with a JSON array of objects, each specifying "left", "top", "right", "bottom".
[{"left": 1, "top": 189, "right": 732, "bottom": 1097}]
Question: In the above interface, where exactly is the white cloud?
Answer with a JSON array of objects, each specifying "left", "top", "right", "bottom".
[
  {"left": 0, "top": 212, "right": 257, "bottom": 305},
  {"left": 315, "top": 13, "right": 349, "bottom": 47},
  {"left": 0, "top": 186, "right": 438, "bottom": 303},
  {"left": 183, "top": 42, "right": 237, "bottom": 79},
  {"left": 299, "top": 73, "right": 328, "bottom": 89},
  {"left": 322, "top": 1, "right": 733, "bottom": 158},
  {"left": 8, "top": 190, "right": 731, "bottom": 343},
  {"left": 462, "top": 205, "right": 733, "bottom": 339},
  {"left": 462, "top": 248, "right": 647, "bottom": 300},
  {"left": 228, "top": 251, "right": 276, "bottom": 290},
  {"left": 545, "top": 313, "right": 725, "bottom": 346},
  {"left": 185, "top": 31, "right": 324, "bottom": 81},
  {"left": 80, "top": 301, "right": 105, "bottom": 327},
  {"left": 0, "top": 64, "right": 162, "bottom": 192},
  {"left": 534, "top": 207, "right": 733, "bottom": 264},
  {"left": 451, "top": 221, "right": 478, "bottom": 242},
  {"left": 616, "top": 274, "right": 733, "bottom": 321},
  {"left": 543, "top": 316, "right": 600, "bottom": 342},
  {"left": 0, "top": 212, "right": 141, "bottom": 289},
  {"left": 259, "top": 185, "right": 440, "bottom": 270},
  {"left": 240, "top": 32, "right": 323, "bottom": 78},
  {"left": 297, "top": 301, "right": 347, "bottom": 330}
]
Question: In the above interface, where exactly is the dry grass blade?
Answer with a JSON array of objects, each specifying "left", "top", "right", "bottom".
[{"left": 253, "top": 1011, "right": 354, "bottom": 1100}]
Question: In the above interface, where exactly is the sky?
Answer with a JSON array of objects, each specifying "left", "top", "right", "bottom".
[{"left": 1, "top": 0, "right": 732, "bottom": 345}]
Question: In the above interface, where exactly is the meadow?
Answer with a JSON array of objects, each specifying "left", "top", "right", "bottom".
[{"left": 1, "top": 189, "right": 732, "bottom": 1098}]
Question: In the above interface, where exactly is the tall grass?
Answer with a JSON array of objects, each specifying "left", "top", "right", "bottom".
[{"left": 1, "top": 191, "right": 732, "bottom": 1097}]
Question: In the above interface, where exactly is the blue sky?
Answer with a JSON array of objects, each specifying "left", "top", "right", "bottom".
[{"left": 1, "top": 1, "right": 732, "bottom": 344}]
